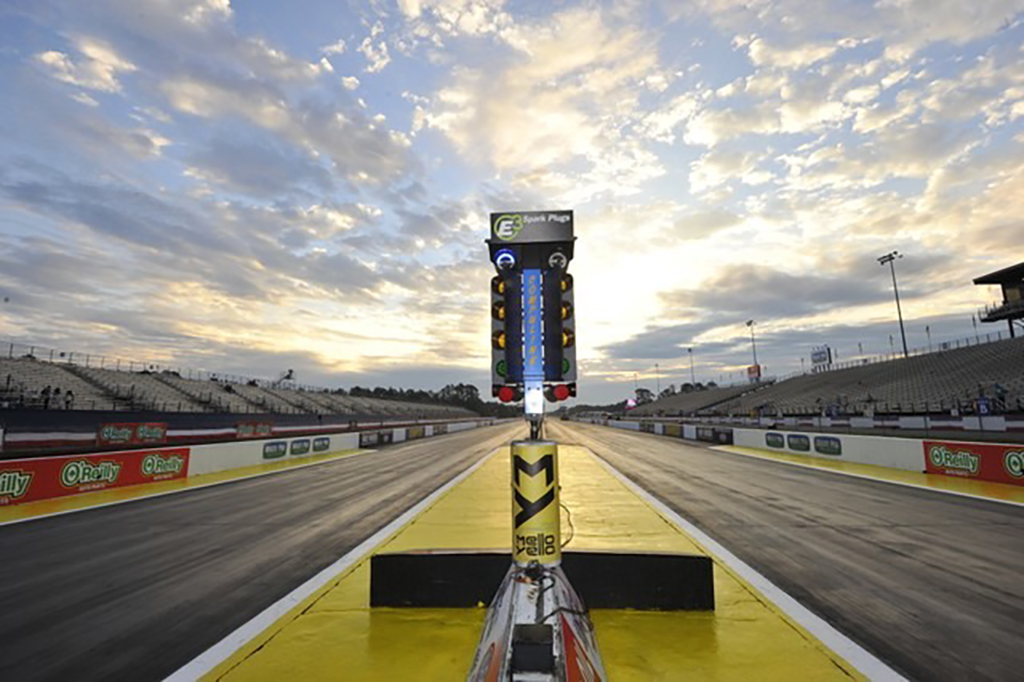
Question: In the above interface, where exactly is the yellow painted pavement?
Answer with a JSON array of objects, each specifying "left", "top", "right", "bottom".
[
  {"left": 717, "top": 445, "right": 1024, "bottom": 504},
  {"left": 0, "top": 447, "right": 365, "bottom": 524},
  {"left": 207, "top": 445, "right": 864, "bottom": 681}
]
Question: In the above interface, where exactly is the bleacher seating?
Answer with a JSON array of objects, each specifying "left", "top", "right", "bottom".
[
  {"left": 633, "top": 382, "right": 769, "bottom": 416},
  {"left": 713, "top": 336, "right": 1024, "bottom": 416},
  {"left": 0, "top": 358, "right": 113, "bottom": 410},
  {"left": 72, "top": 366, "right": 208, "bottom": 412},
  {"left": 155, "top": 373, "right": 260, "bottom": 413},
  {"left": 0, "top": 351, "right": 477, "bottom": 418}
]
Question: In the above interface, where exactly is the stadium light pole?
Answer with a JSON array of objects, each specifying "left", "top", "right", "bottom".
[
  {"left": 655, "top": 363, "right": 660, "bottom": 395},
  {"left": 745, "top": 320, "right": 758, "bottom": 365},
  {"left": 688, "top": 348, "right": 696, "bottom": 386},
  {"left": 878, "top": 251, "right": 908, "bottom": 358}
]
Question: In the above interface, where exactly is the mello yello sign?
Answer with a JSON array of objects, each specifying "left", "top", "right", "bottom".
[
  {"left": 924, "top": 440, "right": 1024, "bottom": 486},
  {"left": 0, "top": 447, "right": 190, "bottom": 506}
]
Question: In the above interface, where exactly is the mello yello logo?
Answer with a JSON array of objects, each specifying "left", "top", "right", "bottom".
[
  {"left": 1005, "top": 450, "right": 1024, "bottom": 479},
  {"left": 60, "top": 459, "right": 122, "bottom": 487},
  {"left": 929, "top": 445, "right": 980, "bottom": 475},
  {"left": 0, "top": 470, "right": 33, "bottom": 500},
  {"left": 141, "top": 453, "right": 184, "bottom": 477}
]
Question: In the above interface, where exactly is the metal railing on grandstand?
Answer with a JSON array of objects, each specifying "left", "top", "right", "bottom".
[{"left": 0, "top": 341, "right": 473, "bottom": 417}]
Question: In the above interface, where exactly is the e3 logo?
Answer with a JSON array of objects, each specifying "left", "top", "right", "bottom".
[{"left": 494, "top": 214, "right": 523, "bottom": 241}]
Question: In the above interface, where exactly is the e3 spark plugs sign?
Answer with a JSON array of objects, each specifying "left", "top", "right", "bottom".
[{"left": 0, "top": 447, "right": 191, "bottom": 505}]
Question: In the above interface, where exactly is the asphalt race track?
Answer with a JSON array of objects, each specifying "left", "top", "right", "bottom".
[
  {"left": 0, "top": 422, "right": 524, "bottom": 682},
  {"left": 547, "top": 420, "right": 1024, "bottom": 682}
]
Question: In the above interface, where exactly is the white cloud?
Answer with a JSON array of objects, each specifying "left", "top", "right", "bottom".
[
  {"left": 748, "top": 37, "right": 839, "bottom": 69},
  {"left": 321, "top": 39, "right": 347, "bottom": 55},
  {"left": 341, "top": 76, "right": 360, "bottom": 90},
  {"left": 36, "top": 38, "right": 136, "bottom": 92},
  {"left": 358, "top": 28, "right": 391, "bottom": 73},
  {"left": 71, "top": 92, "right": 99, "bottom": 106},
  {"left": 690, "top": 148, "right": 774, "bottom": 193}
]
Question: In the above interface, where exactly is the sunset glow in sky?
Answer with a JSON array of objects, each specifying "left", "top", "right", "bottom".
[{"left": 1, "top": 0, "right": 1022, "bottom": 403}]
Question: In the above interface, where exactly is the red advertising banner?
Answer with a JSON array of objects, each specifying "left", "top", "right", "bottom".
[
  {"left": 923, "top": 440, "right": 1024, "bottom": 486},
  {"left": 0, "top": 447, "right": 191, "bottom": 506},
  {"left": 236, "top": 422, "right": 273, "bottom": 439},
  {"left": 98, "top": 422, "right": 168, "bottom": 446}
]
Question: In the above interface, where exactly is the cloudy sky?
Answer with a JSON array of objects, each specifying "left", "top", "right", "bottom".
[{"left": 1, "top": 0, "right": 1022, "bottom": 404}]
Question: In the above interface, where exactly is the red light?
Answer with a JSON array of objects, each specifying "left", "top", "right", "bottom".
[
  {"left": 498, "top": 386, "right": 516, "bottom": 403},
  {"left": 553, "top": 385, "right": 570, "bottom": 401}
]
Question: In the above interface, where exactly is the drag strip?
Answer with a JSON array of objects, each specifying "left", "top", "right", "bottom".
[
  {"left": 0, "top": 422, "right": 524, "bottom": 682},
  {"left": 548, "top": 421, "right": 1024, "bottom": 682}
]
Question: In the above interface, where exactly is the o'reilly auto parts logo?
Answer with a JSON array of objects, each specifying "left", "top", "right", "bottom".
[
  {"left": 60, "top": 459, "right": 121, "bottom": 487},
  {"left": 929, "top": 445, "right": 980, "bottom": 475},
  {"left": 141, "top": 453, "right": 185, "bottom": 477},
  {"left": 1005, "top": 450, "right": 1024, "bottom": 479},
  {"left": 493, "top": 214, "right": 523, "bottom": 241},
  {"left": 0, "top": 469, "right": 33, "bottom": 501}
]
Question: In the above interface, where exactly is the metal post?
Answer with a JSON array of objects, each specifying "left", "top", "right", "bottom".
[
  {"left": 511, "top": 440, "right": 560, "bottom": 567},
  {"left": 746, "top": 320, "right": 758, "bottom": 365},
  {"left": 879, "top": 251, "right": 908, "bottom": 358},
  {"left": 655, "top": 363, "right": 660, "bottom": 395},
  {"left": 688, "top": 348, "right": 696, "bottom": 385}
]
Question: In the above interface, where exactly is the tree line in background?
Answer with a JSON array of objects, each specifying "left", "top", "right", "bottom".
[{"left": 345, "top": 383, "right": 521, "bottom": 417}]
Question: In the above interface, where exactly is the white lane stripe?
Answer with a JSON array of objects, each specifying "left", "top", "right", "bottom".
[
  {"left": 165, "top": 444, "right": 503, "bottom": 682},
  {"left": 710, "top": 446, "right": 1024, "bottom": 509},
  {"left": 588, "top": 449, "right": 907, "bottom": 682},
  {"left": 0, "top": 449, "right": 375, "bottom": 527}
]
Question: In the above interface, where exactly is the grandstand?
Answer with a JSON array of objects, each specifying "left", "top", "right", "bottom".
[
  {"left": 637, "top": 336, "right": 1024, "bottom": 417},
  {"left": 632, "top": 382, "right": 767, "bottom": 416},
  {"left": 0, "top": 347, "right": 475, "bottom": 419}
]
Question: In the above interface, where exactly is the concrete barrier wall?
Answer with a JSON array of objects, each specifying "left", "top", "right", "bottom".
[
  {"left": 187, "top": 432, "right": 362, "bottom": 476},
  {"left": 731, "top": 428, "right": 924, "bottom": 471},
  {"left": 576, "top": 418, "right": 1024, "bottom": 485},
  {"left": 0, "top": 418, "right": 497, "bottom": 506}
]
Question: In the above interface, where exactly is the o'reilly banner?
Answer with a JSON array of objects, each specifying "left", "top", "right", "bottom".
[
  {"left": 924, "top": 440, "right": 1024, "bottom": 485},
  {"left": 0, "top": 447, "right": 190, "bottom": 506}
]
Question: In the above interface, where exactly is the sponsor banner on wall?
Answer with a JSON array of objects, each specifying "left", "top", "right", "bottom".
[
  {"left": 263, "top": 442, "right": 288, "bottom": 459},
  {"left": 639, "top": 422, "right": 655, "bottom": 433},
  {"left": 433, "top": 423, "right": 449, "bottom": 435},
  {"left": 696, "top": 427, "right": 716, "bottom": 443},
  {"left": 98, "top": 422, "right": 168, "bottom": 446},
  {"left": 765, "top": 432, "right": 785, "bottom": 448},
  {"left": 664, "top": 423, "right": 681, "bottom": 437},
  {"left": 787, "top": 434, "right": 811, "bottom": 452},
  {"left": 290, "top": 439, "right": 311, "bottom": 456},
  {"left": 237, "top": 422, "right": 273, "bottom": 439},
  {"left": 359, "top": 432, "right": 380, "bottom": 448},
  {"left": 0, "top": 447, "right": 190, "bottom": 506},
  {"left": 313, "top": 437, "right": 331, "bottom": 453},
  {"left": 814, "top": 436, "right": 843, "bottom": 456},
  {"left": 406, "top": 426, "right": 425, "bottom": 440},
  {"left": 924, "top": 440, "right": 1024, "bottom": 486}
]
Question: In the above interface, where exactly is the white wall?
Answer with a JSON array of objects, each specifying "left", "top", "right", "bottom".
[
  {"left": 188, "top": 432, "right": 361, "bottom": 476},
  {"left": 732, "top": 428, "right": 924, "bottom": 471}
]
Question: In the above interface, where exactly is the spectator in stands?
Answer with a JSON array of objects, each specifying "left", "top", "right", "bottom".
[
  {"left": 64, "top": 390, "right": 74, "bottom": 410},
  {"left": 53, "top": 387, "right": 62, "bottom": 409},
  {"left": 41, "top": 385, "right": 51, "bottom": 409}
]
